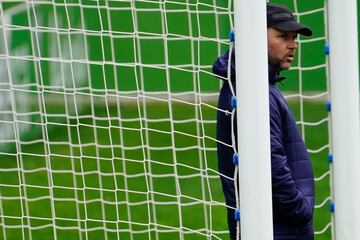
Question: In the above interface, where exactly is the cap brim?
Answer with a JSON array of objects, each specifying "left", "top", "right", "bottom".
[{"left": 272, "top": 21, "right": 313, "bottom": 36}]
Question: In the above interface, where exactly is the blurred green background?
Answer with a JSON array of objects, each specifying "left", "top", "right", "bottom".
[{"left": 0, "top": 0, "right": 332, "bottom": 239}]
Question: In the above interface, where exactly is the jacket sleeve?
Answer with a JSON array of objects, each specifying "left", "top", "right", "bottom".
[
  {"left": 269, "top": 93, "right": 313, "bottom": 225},
  {"left": 212, "top": 49, "right": 236, "bottom": 81}
]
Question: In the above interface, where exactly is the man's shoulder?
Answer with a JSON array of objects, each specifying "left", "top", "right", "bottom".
[
  {"left": 269, "top": 84, "right": 282, "bottom": 102},
  {"left": 269, "top": 84, "right": 287, "bottom": 112}
]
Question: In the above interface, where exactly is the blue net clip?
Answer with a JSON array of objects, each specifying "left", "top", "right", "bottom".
[
  {"left": 325, "top": 101, "right": 331, "bottom": 112},
  {"left": 229, "top": 30, "right": 235, "bottom": 42},
  {"left": 233, "top": 153, "right": 239, "bottom": 166},
  {"left": 324, "top": 44, "right": 330, "bottom": 55},
  {"left": 231, "top": 96, "right": 237, "bottom": 109},
  {"left": 327, "top": 153, "right": 333, "bottom": 163},
  {"left": 329, "top": 201, "right": 335, "bottom": 213},
  {"left": 234, "top": 209, "right": 240, "bottom": 221}
]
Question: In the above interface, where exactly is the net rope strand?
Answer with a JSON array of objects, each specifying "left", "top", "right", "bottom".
[{"left": 0, "top": 1, "right": 331, "bottom": 239}]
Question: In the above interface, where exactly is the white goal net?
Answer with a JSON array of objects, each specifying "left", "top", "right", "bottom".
[{"left": 0, "top": 1, "right": 331, "bottom": 240}]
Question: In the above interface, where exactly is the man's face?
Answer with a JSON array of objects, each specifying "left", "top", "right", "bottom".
[{"left": 267, "top": 28, "right": 298, "bottom": 71}]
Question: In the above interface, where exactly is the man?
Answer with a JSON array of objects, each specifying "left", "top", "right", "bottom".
[{"left": 213, "top": 3, "right": 315, "bottom": 240}]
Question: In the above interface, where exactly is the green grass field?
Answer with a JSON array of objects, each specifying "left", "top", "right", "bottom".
[
  {"left": 0, "top": 98, "right": 331, "bottom": 240},
  {"left": 0, "top": 0, "right": 332, "bottom": 239}
]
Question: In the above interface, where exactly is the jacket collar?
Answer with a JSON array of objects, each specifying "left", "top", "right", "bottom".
[{"left": 268, "top": 64, "right": 286, "bottom": 84}]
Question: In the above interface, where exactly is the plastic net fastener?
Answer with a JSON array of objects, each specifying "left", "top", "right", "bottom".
[
  {"left": 231, "top": 96, "right": 237, "bottom": 109},
  {"left": 234, "top": 209, "right": 240, "bottom": 221},
  {"left": 233, "top": 153, "right": 239, "bottom": 166}
]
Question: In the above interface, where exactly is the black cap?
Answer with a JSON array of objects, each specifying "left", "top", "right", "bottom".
[{"left": 267, "top": 3, "right": 312, "bottom": 36}]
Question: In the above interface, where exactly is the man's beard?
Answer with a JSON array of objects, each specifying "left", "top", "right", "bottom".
[{"left": 268, "top": 57, "right": 285, "bottom": 72}]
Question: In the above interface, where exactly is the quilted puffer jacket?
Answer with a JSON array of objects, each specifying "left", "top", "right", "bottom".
[{"left": 213, "top": 50, "right": 315, "bottom": 240}]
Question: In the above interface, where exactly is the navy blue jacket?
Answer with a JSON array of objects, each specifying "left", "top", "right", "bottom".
[{"left": 213, "top": 50, "right": 315, "bottom": 240}]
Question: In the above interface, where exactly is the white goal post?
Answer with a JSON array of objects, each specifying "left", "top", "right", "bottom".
[
  {"left": 0, "top": 0, "right": 359, "bottom": 240},
  {"left": 234, "top": 0, "right": 273, "bottom": 239},
  {"left": 328, "top": 0, "right": 360, "bottom": 239}
]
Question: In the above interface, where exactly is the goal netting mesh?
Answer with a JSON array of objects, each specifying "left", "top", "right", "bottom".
[{"left": 0, "top": 0, "right": 332, "bottom": 239}]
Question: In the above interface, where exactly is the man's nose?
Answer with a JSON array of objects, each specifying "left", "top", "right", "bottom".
[{"left": 289, "top": 40, "right": 298, "bottom": 49}]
